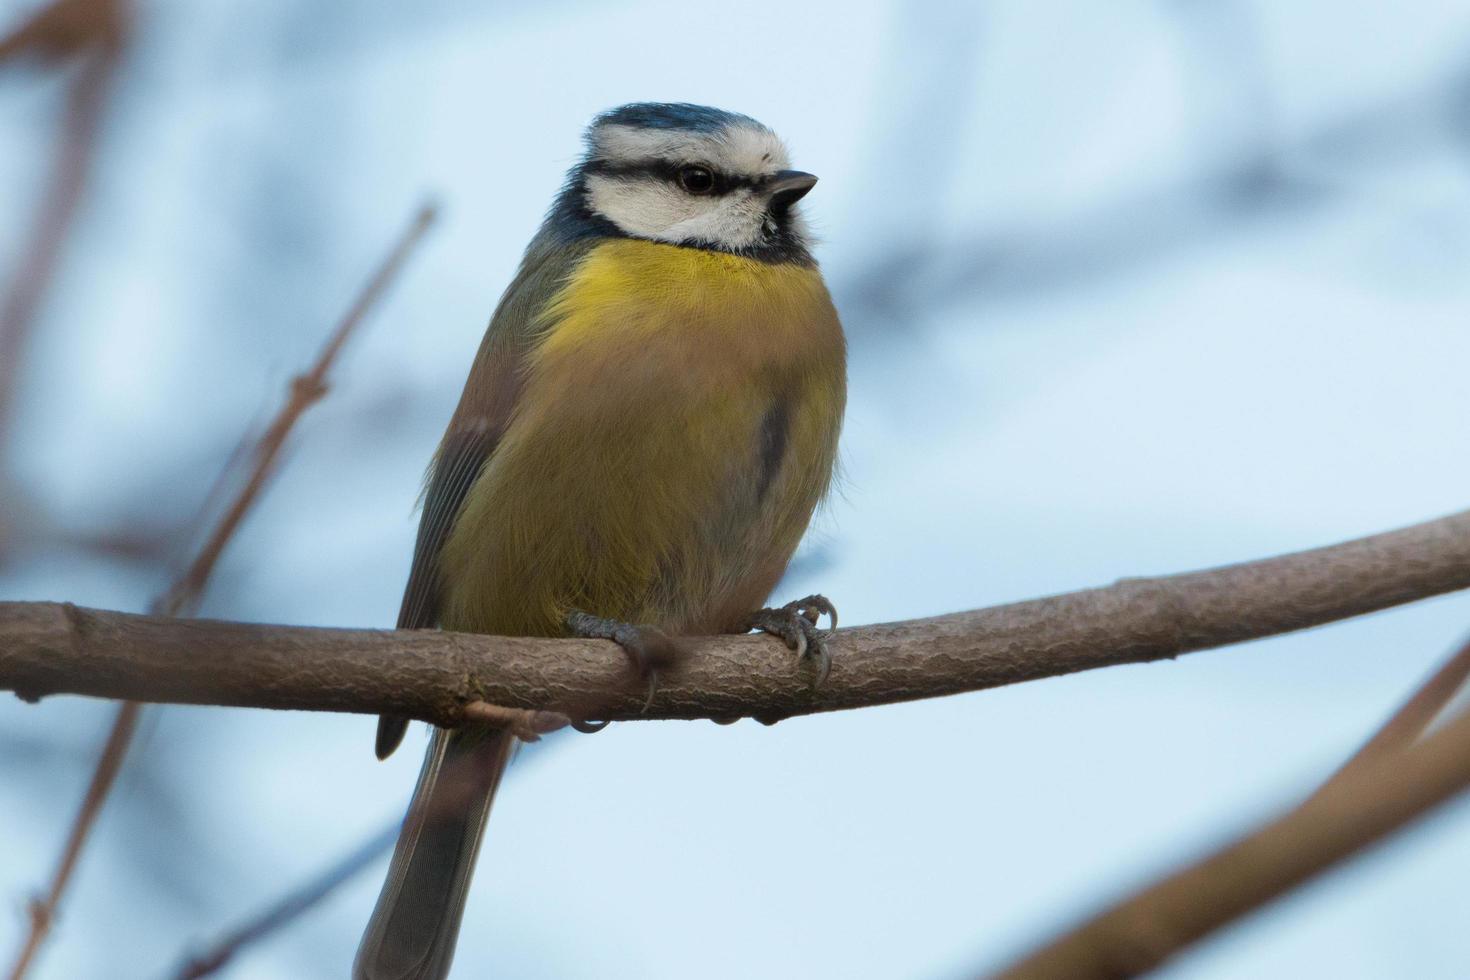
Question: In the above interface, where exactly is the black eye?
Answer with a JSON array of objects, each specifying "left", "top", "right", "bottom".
[{"left": 678, "top": 165, "right": 715, "bottom": 194}]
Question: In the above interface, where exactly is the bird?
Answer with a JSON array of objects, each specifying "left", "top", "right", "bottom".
[{"left": 354, "top": 102, "right": 846, "bottom": 980}]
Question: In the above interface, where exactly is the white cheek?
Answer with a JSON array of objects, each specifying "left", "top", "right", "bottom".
[
  {"left": 586, "top": 176, "right": 766, "bottom": 250},
  {"left": 586, "top": 176, "right": 692, "bottom": 239},
  {"left": 662, "top": 193, "right": 766, "bottom": 249}
]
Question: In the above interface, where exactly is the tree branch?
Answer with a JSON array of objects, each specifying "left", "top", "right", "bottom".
[
  {"left": 3, "top": 201, "right": 437, "bottom": 980},
  {"left": 4, "top": 699, "right": 137, "bottom": 980},
  {"left": 4, "top": 507, "right": 1470, "bottom": 725},
  {"left": 152, "top": 200, "right": 437, "bottom": 618},
  {"left": 0, "top": 0, "right": 124, "bottom": 556},
  {"left": 1311, "top": 633, "right": 1470, "bottom": 802},
  {"left": 989, "top": 637, "right": 1470, "bottom": 979},
  {"left": 170, "top": 823, "right": 399, "bottom": 980}
]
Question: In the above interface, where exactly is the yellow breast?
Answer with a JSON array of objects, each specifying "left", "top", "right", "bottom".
[
  {"left": 440, "top": 237, "right": 846, "bottom": 637},
  {"left": 532, "top": 238, "right": 838, "bottom": 384}
]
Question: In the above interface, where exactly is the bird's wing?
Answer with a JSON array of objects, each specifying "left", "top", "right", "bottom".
[
  {"left": 376, "top": 235, "right": 587, "bottom": 759},
  {"left": 394, "top": 424, "right": 499, "bottom": 631}
]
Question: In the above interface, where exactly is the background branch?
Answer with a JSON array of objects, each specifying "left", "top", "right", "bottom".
[
  {"left": 0, "top": 0, "right": 124, "bottom": 542},
  {"left": 4, "top": 507, "right": 1470, "bottom": 725},
  {"left": 152, "top": 202, "right": 438, "bottom": 618},
  {"left": 170, "top": 823, "right": 399, "bottom": 980},
  {"left": 1312, "top": 634, "right": 1470, "bottom": 801},
  {"left": 2, "top": 202, "right": 437, "bottom": 980},
  {"left": 990, "top": 633, "right": 1470, "bottom": 979},
  {"left": 166, "top": 708, "right": 571, "bottom": 978},
  {"left": 3, "top": 699, "right": 136, "bottom": 980}
]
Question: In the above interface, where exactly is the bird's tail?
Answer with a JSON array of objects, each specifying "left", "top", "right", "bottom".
[{"left": 354, "top": 726, "right": 514, "bottom": 980}]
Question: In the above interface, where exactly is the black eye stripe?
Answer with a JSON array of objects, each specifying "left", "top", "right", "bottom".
[{"left": 584, "top": 158, "right": 757, "bottom": 195}]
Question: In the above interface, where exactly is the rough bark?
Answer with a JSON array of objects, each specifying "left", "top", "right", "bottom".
[{"left": 4, "top": 508, "right": 1470, "bottom": 726}]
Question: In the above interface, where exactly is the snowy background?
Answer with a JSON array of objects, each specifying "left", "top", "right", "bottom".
[{"left": 4, "top": 1, "right": 1470, "bottom": 977}]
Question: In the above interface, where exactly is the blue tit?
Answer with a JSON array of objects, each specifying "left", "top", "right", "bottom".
[{"left": 355, "top": 103, "right": 846, "bottom": 980}]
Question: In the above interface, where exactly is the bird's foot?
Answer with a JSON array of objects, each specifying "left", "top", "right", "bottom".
[
  {"left": 564, "top": 610, "right": 684, "bottom": 728},
  {"left": 748, "top": 594, "right": 838, "bottom": 686}
]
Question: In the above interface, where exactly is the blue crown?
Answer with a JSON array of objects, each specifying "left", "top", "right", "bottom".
[{"left": 592, "top": 102, "right": 765, "bottom": 134}]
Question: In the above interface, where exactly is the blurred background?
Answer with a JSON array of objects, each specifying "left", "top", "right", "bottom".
[{"left": 4, "top": 1, "right": 1470, "bottom": 977}]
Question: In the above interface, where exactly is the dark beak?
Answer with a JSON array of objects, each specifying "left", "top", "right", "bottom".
[{"left": 765, "top": 170, "right": 818, "bottom": 209}]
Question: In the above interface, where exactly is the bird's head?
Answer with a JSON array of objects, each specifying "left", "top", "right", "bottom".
[{"left": 554, "top": 103, "right": 817, "bottom": 263}]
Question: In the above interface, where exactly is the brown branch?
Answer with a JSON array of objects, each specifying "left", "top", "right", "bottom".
[
  {"left": 170, "top": 822, "right": 400, "bottom": 980},
  {"left": 3, "top": 507, "right": 1470, "bottom": 725},
  {"left": 0, "top": 0, "right": 124, "bottom": 482},
  {"left": 4, "top": 699, "right": 137, "bottom": 980},
  {"left": 988, "top": 677, "right": 1470, "bottom": 979},
  {"left": 0, "top": 0, "right": 125, "bottom": 66},
  {"left": 3, "top": 202, "right": 437, "bottom": 980},
  {"left": 2, "top": 8, "right": 128, "bottom": 977},
  {"left": 1311, "top": 633, "right": 1470, "bottom": 801},
  {"left": 153, "top": 200, "right": 438, "bottom": 618},
  {"left": 0, "top": 0, "right": 128, "bottom": 579},
  {"left": 460, "top": 701, "right": 573, "bottom": 741},
  {"left": 168, "top": 708, "right": 565, "bottom": 979},
  {"left": 983, "top": 634, "right": 1470, "bottom": 978},
  {"left": 167, "top": 707, "right": 562, "bottom": 978},
  {"left": 6, "top": 507, "right": 1468, "bottom": 977}
]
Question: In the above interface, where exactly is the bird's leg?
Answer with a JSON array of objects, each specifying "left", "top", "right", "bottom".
[
  {"left": 746, "top": 594, "right": 838, "bottom": 686},
  {"left": 564, "top": 611, "right": 684, "bottom": 724}
]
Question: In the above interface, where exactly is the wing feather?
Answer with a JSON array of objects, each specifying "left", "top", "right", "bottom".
[
  {"left": 374, "top": 234, "right": 589, "bottom": 760},
  {"left": 396, "top": 427, "right": 498, "bottom": 632}
]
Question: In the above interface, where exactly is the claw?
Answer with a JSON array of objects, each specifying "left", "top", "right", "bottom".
[
  {"left": 748, "top": 594, "right": 838, "bottom": 687},
  {"left": 811, "top": 636, "right": 831, "bottom": 687},
  {"left": 640, "top": 669, "right": 658, "bottom": 715},
  {"left": 789, "top": 614, "right": 809, "bottom": 659},
  {"left": 565, "top": 610, "right": 683, "bottom": 718},
  {"left": 789, "top": 594, "right": 837, "bottom": 631}
]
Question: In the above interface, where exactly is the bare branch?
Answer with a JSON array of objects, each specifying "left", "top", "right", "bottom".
[
  {"left": 2, "top": 202, "right": 437, "bottom": 980},
  {"left": 4, "top": 700, "right": 138, "bottom": 980},
  {"left": 1311, "top": 633, "right": 1470, "bottom": 801},
  {"left": 3, "top": 507, "right": 1470, "bottom": 725},
  {"left": 153, "top": 200, "right": 438, "bottom": 619},
  {"left": 460, "top": 701, "right": 573, "bottom": 741},
  {"left": 982, "top": 629, "right": 1470, "bottom": 978},
  {"left": 989, "top": 674, "right": 1470, "bottom": 979},
  {"left": 170, "top": 823, "right": 399, "bottom": 980},
  {"left": 0, "top": 0, "right": 125, "bottom": 65},
  {"left": 168, "top": 708, "right": 567, "bottom": 978},
  {"left": 2, "top": 7, "right": 129, "bottom": 975},
  {"left": 0, "top": 0, "right": 124, "bottom": 473}
]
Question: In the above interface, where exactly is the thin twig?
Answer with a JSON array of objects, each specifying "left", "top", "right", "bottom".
[
  {"left": 3, "top": 202, "right": 437, "bottom": 980},
  {"left": 1, "top": 7, "right": 126, "bottom": 977},
  {"left": 460, "top": 700, "right": 573, "bottom": 742},
  {"left": 169, "top": 723, "right": 566, "bottom": 979},
  {"left": 170, "top": 823, "right": 400, "bottom": 980},
  {"left": 1311, "top": 633, "right": 1470, "bottom": 801},
  {"left": 153, "top": 200, "right": 438, "bottom": 618},
  {"left": 0, "top": 0, "right": 124, "bottom": 526},
  {"left": 989, "top": 694, "right": 1470, "bottom": 979},
  {"left": 4, "top": 507, "right": 1470, "bottom": 724},
  {"left": 0, "top": 0, "right": 125, "bottom": 66},
  {"left": 4, "top": 700, "right": 137, "bottom": 980}
]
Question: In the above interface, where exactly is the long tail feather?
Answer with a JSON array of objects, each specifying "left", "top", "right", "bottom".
[{"left": 354, "top": 726, "right": 513, "bottom": 980}]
